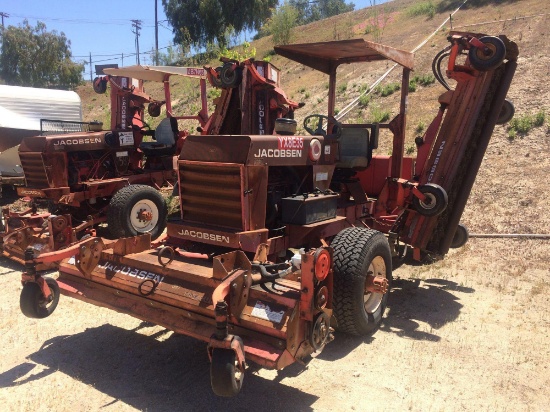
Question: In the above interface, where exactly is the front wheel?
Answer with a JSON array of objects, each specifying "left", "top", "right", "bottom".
[
  {"left": 108, "top": 185, "right": 167, "bottom": 239},
  {"left": 210, "top": 348, "right": 243, "bottom": 397},
  {"left": 331, "top": 227, "right": 392, "bottom": 336},
  {"left": 20, "top": 277, "right": 60, "bottom": 319}
]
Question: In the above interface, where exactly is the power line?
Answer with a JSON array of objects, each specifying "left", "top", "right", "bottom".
[
  {"left": 6, "top": 12, "right": 157, "bottom": 27},
  {"left": 72, "top": 45, "right": 173, "bottom": 61}
]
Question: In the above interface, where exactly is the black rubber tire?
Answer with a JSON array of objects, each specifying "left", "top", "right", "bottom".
[
  {"left": 450, "top": 223, "right": 469, "bottom": 249},
  {"left": 468, "top": 36, "right": 506, "bottom": 71},
  {"left": 496, "top": 99, "right": 515, "bottom": 125},
  {"left": 412, "top": 183, "right": 448, "bottom": 217},
  {"left": 219, "top": 63, "right": 242, "bottom": 88},
  {"left": 20, "top": 278, "right": 60, "bottom": 319},
  {"left": 92, "top": 77, "right": 107, "bottom": 94},
  {"left": 209, "top": 66, "right": 223, "bottom": 88},
  {"left": 210, "top": 348, "right": 243, "bottom": 397},
  {"left": 331, "top": 227, "right": 393, "bottom": 336},
  {"left": 107, "top": 185, "right": 167, "bottom": 239}
]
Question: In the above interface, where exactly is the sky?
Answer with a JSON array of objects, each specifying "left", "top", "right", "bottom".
[{"left": 0, "top": 0, "right": 389, "bottom": 79}]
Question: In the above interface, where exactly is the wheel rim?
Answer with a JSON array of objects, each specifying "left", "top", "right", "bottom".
[
  {"left": 419, "top": 192, "right": 437, "bottom": 210},
  {"left": 130, "top": 199, "right": 159, "bottom": 233},
  {"left": 38, "top": 292, "right": 55, "bottom": 311},
  {"left": 364, "top": 256, "right": 386, "bottom": 313},
  {"left": 234, "top": 359, "right": 243, "bottom": 385},
  {"left": 475, "top": 42, "right": 497, "bottom": 61}
]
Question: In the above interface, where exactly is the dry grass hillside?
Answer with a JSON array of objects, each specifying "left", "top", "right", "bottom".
[{"left": 1, "top": 0, "right": 549, "bottom": 410}]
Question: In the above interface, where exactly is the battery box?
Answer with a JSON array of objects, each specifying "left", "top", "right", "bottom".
[{"left": 281, "top": 193, "right": 338, "bottom": 225}]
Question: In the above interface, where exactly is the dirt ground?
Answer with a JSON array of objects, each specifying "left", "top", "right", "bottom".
[
  {"left": 0, "top": 238, "right": 548, "bottom": 411},
  {"left": 1, "top": 1, "right": 550, "bottom": 411}
]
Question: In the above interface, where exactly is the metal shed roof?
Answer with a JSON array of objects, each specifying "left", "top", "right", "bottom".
[{"left": 274, "top": 39, "right": 414, "bottom": 73}]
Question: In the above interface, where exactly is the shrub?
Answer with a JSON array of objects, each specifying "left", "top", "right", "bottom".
[
  {"left": 338, "top": 83, "right": 348, "bottom": 93},
  {"left": 534, "top": 110, "right": 546, "bottom": 127},
  {"left": 407, "top": 1, "right": 435, "bottom": 19},
  {"left": 371, "top": 105, "right": 390, "bottom": 123},
  {"left": 410, "top": 74, "right": 436, "bottom": 91},
  {"left": 207, "top": 88, "right": 221, "bottom": 99},
  {"left": 358, "top": 94, "right": 371, "bottom": 107},
  {"left": 416, "top": 121, "right": 426, "bottom": 134},
  {"left": 507, "top": 110, "right": 546, "bottom": 137},
  {"left": 376, "top": 82, "right": 400, "bottom": 97}
]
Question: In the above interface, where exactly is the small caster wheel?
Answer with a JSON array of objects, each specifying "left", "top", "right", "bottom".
[
  {"left": 496, "top": 99, "right": 515, "bottom": 125},
  {"left": 92, "top": 77, "right": 107, "bottom": 94},
  {"left": 450, "top": 223, "right": 469, "bottom": 249},
  {"left": 20, "top": 277, "right": 60, "bottom": 319},
  {"left": 413, "top": 183, "right": 448, "bottom": 217},
  {"left": 219, "top": 62, "right": 242, "bottom": 88},
  {"left": 208, "top": 66, "right": 223, "bottom": 88},
  {"left": 210, "top": 348, "right": 243, "bottom": 397},
  {"left": 469, "top": 36, "right": 506, "bottom": 71}
]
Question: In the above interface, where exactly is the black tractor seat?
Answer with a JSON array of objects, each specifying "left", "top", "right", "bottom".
[
  {"left": 139, "top": 142, "right": 176, "bottom": 157},
  {"left": 140, "top": 117, "right": 178, "bottom": 157}
]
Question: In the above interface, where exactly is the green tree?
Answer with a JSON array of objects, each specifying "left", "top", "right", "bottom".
[
  {"left": 266, "top": 2, "right": 299, "bottom": 45},
  {"left": 289, "top": 0, "right": 355, "bottom": 24},
  {"left": 0, "top": 20, "right": 83, "bottom": 89},
  {"left": 162, "top": 0, "right": 278, "bottom": 48}
]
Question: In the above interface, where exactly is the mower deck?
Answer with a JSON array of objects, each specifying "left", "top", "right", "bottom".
[{"left": 57, "top": 239, "right": 307, "bottom": 369}]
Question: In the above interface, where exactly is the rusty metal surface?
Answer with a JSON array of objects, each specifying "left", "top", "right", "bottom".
[
  {"left": 275, "top": 39, "right": 414, "bottom": 74},
  {"left": 103, "top": 65, "right": 206, "bottom": 81},
  {"left": 56, "top": 274, "right": 285, "bottom": 368}
]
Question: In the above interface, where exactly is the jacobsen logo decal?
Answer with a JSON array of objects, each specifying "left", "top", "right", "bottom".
[
  {"left": 254, "top": 136, "right": 304, "bottom": 158},
  {"left": 19, "top": 189, "right": 45, "bottom": 196},
  {"left": 98, "top": 261, "right": 165, "bottom": 284},
  {"left": 53, "top": 137, "right": 102, "bottom": 146},
  {"left": 427, "top": 141, "right": 446, "bottom": 182},
  {"left": 178, "top": 230, "right": 230, "bottom": 244},
  {"left": 121, "top": 78, "right": 128, "bottom": 129}
]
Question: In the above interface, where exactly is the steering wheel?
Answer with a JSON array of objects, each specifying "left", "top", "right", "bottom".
[{"left": 303, "top": 114, "right": 342, "bottom": 138}]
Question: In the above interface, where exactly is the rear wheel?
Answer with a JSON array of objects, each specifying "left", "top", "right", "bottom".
[
  {"left": 331, "top": 227, "right": 392, "bottom": 336},
  {"left": 210, "top": 348, "right": 243, "bottom": 397},
  {"left": 20, "top": 277, "right": 60, "bottom": 319},
  {"left": 108, "top": 185, "right": 167, "bottom": 239}
]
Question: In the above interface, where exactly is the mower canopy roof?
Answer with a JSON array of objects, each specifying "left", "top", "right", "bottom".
[
  {"left": 103, "top": 65, "right": 207, "bottom": 82},
  {"left": 274, "top": 39, "right": 414, "bottom": 74}
]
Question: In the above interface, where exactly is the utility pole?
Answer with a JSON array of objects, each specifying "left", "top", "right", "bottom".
[
  {"left": 121, "top": 53, "right": 124, "bottom": 67},
  {"left": 131, "top": 19, "right": 142, "bottom": 65},
  {"left": 0, "top": 12, "right": 9, "bottom": 27},
  {"left": 89, "top": 52, "right": 92, "bottom": 82},
  {"left": 155, "top": 0, "right": 159, "bottom": 65}
]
